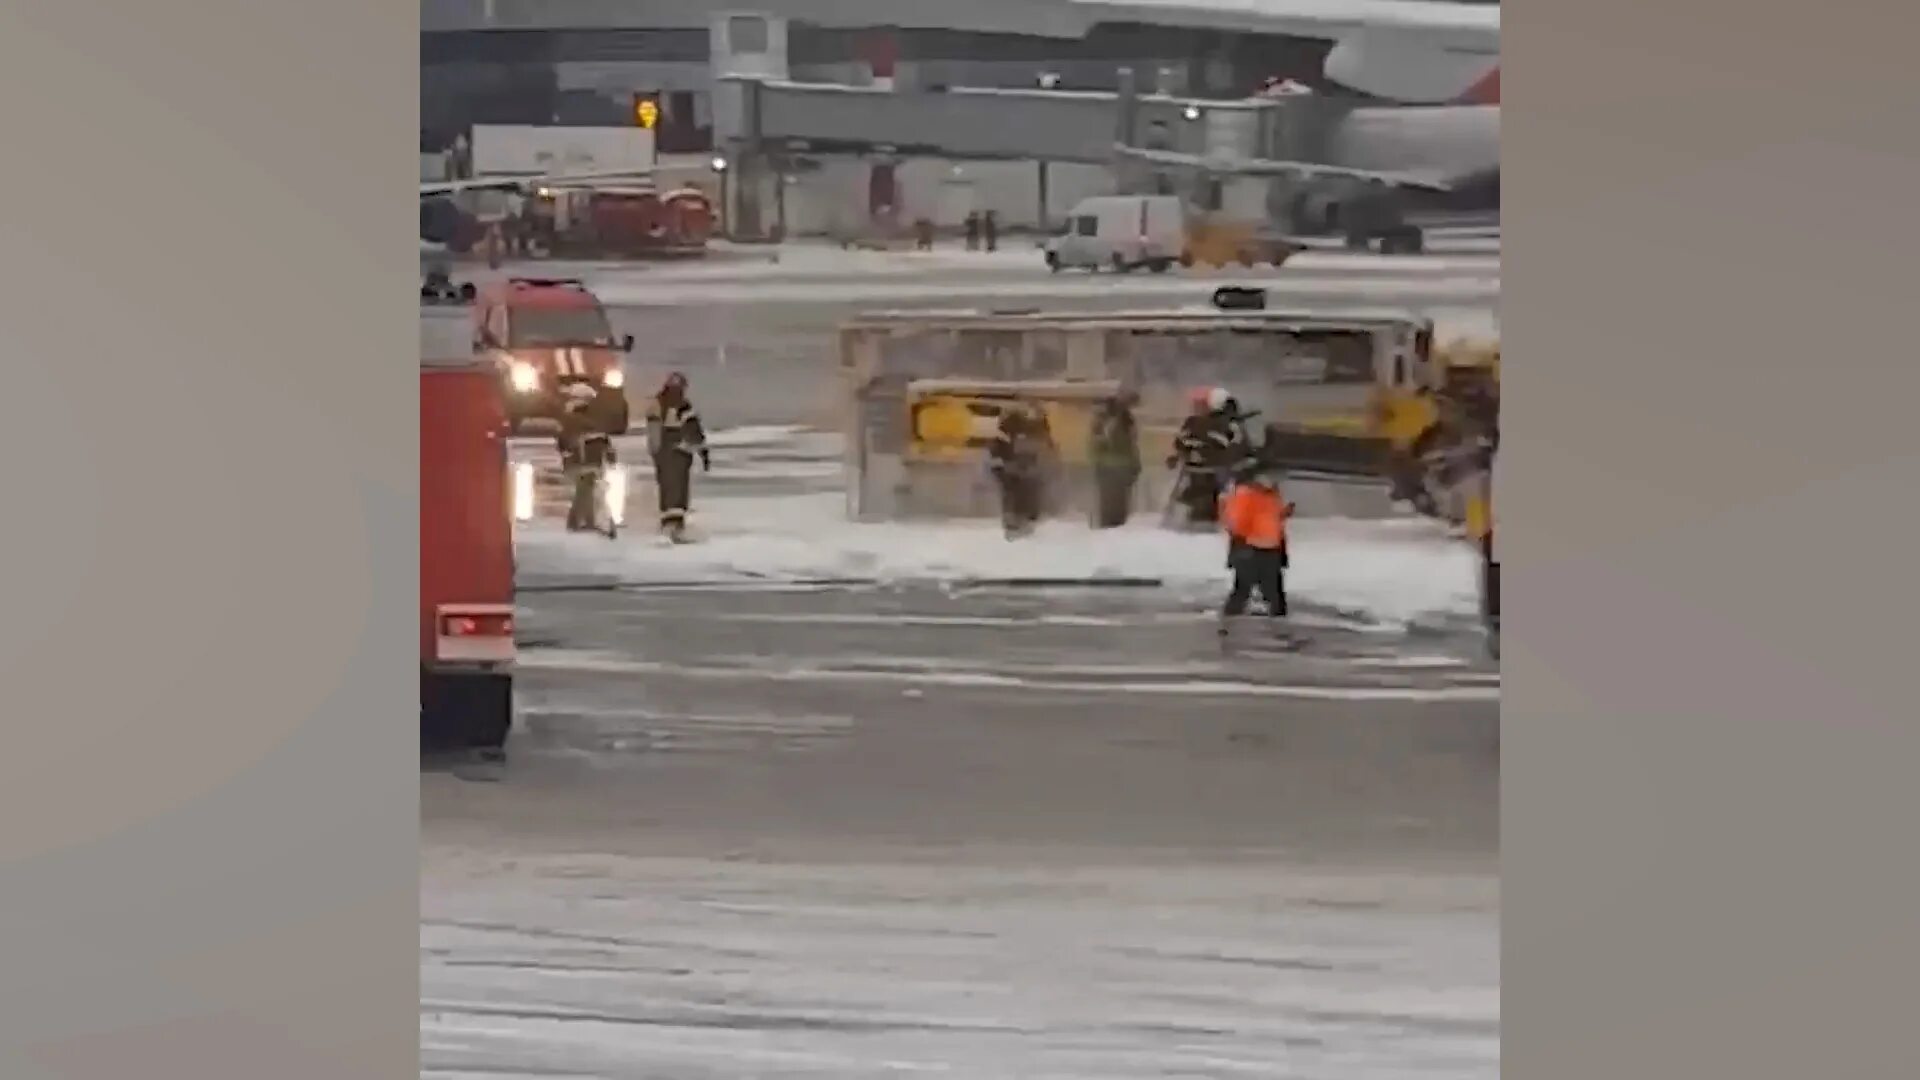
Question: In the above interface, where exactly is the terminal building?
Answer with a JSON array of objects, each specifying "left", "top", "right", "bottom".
[{"left": 422, "top": 0, "right": 1499, "bottom": 241}]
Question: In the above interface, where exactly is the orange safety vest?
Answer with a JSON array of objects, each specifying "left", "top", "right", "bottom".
[{"left": 1221, "top": 483, "right": 1290, "bottom": 549}]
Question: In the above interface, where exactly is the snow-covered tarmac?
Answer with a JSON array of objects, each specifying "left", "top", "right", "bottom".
[{"left": 425, "top": 243, "right": 1500, "bottom": 1078}]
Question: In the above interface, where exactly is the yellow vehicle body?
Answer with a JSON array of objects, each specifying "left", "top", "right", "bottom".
[
  {"left": 894, "top": 378, "right": 1124, "bottom": 521},
  {"left": 904, "top": 378, "right": 1118, "bottom": 466},
  {"left": 1466, "top": 461, "right": 1498, "bottom": 659},
  {"left": 1381, "top": 337, "right": 1500, "bottom": 453},
  {"left": 1366, "top": 334, "right": 1499, "bottom": 521},
  {"left": 839, "top": 306, "right": 1435, "bottom": 520},
  {"left": 1181, "top": 216, "right": 1298, "bottom": 269}
]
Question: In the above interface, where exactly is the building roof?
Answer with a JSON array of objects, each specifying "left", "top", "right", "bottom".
[{"left": 425, "top": 0, "right": 1498, "bottom": 44}]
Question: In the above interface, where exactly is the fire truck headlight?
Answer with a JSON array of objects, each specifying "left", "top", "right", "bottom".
[
  {"left": 602, "top": 367, "right": 625, "bottom": 389},
  {"left": 512, "top": 463, "right": 535, "bottom": 522},
  {"left": 509, "top": 362, "right": 539, "bottom": 393}
]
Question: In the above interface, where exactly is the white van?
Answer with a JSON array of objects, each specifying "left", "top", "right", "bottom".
[{"left": 1044, "top": 195, "right": 1186, "bottom": 274}]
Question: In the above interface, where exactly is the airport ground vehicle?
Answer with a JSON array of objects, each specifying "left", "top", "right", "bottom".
[
  {"left": 1044, "top": 195, "right": 1187, "bottom": 273},
  {"left": 839, "top": 291, "right": 1496, "bottom": 525},
  {"left": 512, "top": 184, "right": 716, "bottom": 259},
  {"left": 1374, "top": 334, "right": 1499, "bottom": 518},
  {"left": 1465, "top": 450, "right": 1498, "bottom": 659},
  {"left": 421, "top": 309, "right": 516, "bottom": 758},
  {"left": 839, "top": 298, "right": 1430, "bottom": 521},
  {"left": 471, "top": 277, "right": 634, "bottom": 433},
  {"left": 1180, "top": 216, "right": 1301, "bottom": 269},
  {"left": 897, "top": 377, "right": 1122, "bottom": 520}
]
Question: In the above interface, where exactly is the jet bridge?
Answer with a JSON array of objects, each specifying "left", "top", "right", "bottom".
[
  {"left": 715, "top": 75, "right": 1284, "bottom": 164},
  {"left": 710, "top": 71, "right": 1356, "bottom": 236}
]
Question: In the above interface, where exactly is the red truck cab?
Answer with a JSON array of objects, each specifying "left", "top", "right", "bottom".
[
  {"left": 422, "top": 308, "right": 517, "bottom": 757},
  {"left": 472, "top": 277, "right": 634, "bottom": 433},
  {"left": 661, "top": 187, "right": 716, "bottom": 250}
]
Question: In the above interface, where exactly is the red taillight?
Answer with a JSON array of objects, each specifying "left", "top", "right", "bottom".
[{"left": 442, "top": 611, "right": 513, "bottom": 637}]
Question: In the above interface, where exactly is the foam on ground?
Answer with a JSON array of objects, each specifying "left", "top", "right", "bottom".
[{"left": 516, "top": 491, "right": 1477, "bottom": 628}]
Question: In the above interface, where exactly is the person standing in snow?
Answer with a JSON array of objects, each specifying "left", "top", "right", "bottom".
[
  {"left": 1168, "top": 387, "right": 1247, "bottom": 526},
  {"left": 1088, "top": 389, "right": 1142, "bottom": 528},
  {"left": 646, "top": 371, "right": 709, "bottom": 542},
  {"left": 557, "top": 383, "right": 619, "bottom": 533},
  {"left": 988, "top": 404, "right": 1051, "bottom": 538},
  {"left": 1210, "top": 387, "right": 1257, "bottom": 457},
  {"left": 1217, "top": 457, "right": 1297, "bottom": 638}
]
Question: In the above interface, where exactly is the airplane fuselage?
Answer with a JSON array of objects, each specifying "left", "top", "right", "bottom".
[
  {"left": 1323, "top": 27, "right": 1500, "bottom": 106},
  {"left": 1329, "top": 104, "right": 1498, "bottom": 185}
]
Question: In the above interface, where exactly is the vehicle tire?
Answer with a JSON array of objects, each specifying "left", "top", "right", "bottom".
[
  {"left": 1380, "top": 226, "right": 1425, "bottom": 255},
  {"left": 1045, "top": 251, "right": 1060, "bottom": 273},
  {"left": 1149, "top": 259, "right": 1172, "bottom": 274},
  {"left": 1111, "top": 254, "right": 1132, "bottom": 274}
]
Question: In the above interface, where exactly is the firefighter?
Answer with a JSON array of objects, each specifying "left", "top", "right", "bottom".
[
  {"left": 1089, "top": 389, "right": 1142, "bottom": 528},
  {"left": 988, "top": 404, "right": 1050, "bottom": 538},
  {"left": 646, "top": 371, "right": 709, "bottom": 541},
  {"left": 1217, "top": 457, "right": 1297, "bottom": 637},
  {"left": 1168, "top": 387, "right": 1244, "bottom": 526},
  {"left": 1209, "top": 387, "right": 1258, "bottom": 453},
  {"left": 586, "top": 373, "right": 631, "bottom": 437},
  {"left": 557, "top": 383, "right": 617, "bottom": 532}
]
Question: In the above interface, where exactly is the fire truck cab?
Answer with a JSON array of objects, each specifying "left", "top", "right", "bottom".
[
  {"left": 422, "top": 307, "right": 517, "bottom": 758},
  {"left": 472, "top": 277, "right": 634, "bottom": 433}
]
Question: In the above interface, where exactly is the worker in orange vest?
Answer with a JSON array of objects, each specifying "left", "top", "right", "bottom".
[{"left": 1217, "top": 458, "right": 1297, "bottom": 637}]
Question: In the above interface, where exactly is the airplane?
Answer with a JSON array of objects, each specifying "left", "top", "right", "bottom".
[
  {"left": 1104, "top": 0, "right": 1500, "bottom": 252},
  {"left": 1085, "top": 0, "right": 1499, "bottom": 106},
  {"left": 418, "top": 168, "right": 653, "bottom": 301}
]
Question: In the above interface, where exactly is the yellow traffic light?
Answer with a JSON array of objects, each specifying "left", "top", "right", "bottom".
[{"left": 634, "top": 96, "right": 659, "bottom": 130}]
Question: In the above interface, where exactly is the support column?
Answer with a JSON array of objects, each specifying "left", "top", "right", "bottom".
[{"left": 709, "top": 10, "right": 790, "bottom": 241}]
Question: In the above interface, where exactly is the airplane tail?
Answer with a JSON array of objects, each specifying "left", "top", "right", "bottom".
[{"left": 1458, "top": 66, "right": 1500, "bottom": 106}]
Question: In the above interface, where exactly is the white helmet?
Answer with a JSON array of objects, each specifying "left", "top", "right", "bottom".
[{"left": 1206, "top": 387, "right": 1232, "bottom": 411}]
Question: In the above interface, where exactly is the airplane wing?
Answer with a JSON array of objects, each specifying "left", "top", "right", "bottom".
[
  {"left": 1114, "top": 144, "right": 1455, "bottom": 192},
  {"left": 1072, "top": 0, "right": 1499, "bottom": 47},
  {"left": 419, "top": 168, "right": 656, "bottom": 198}
]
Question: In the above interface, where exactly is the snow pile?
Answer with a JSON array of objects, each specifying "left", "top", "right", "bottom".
[
  {"left": 585, "top": 241, "right": 1499, "bottom": 282},
  {"left": 516, "top": 491, "right": 1478, "bottom": 628}
]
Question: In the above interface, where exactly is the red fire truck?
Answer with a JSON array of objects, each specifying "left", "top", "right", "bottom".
[
  {"left": 472, "top": 276, "right": 632, "bottom": 433},
  {"left": 421, "top": 307, "right": 516, "bottom": 758},
  {"left": 516, "top": 183, "right": 715, "bottom": 259}
]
